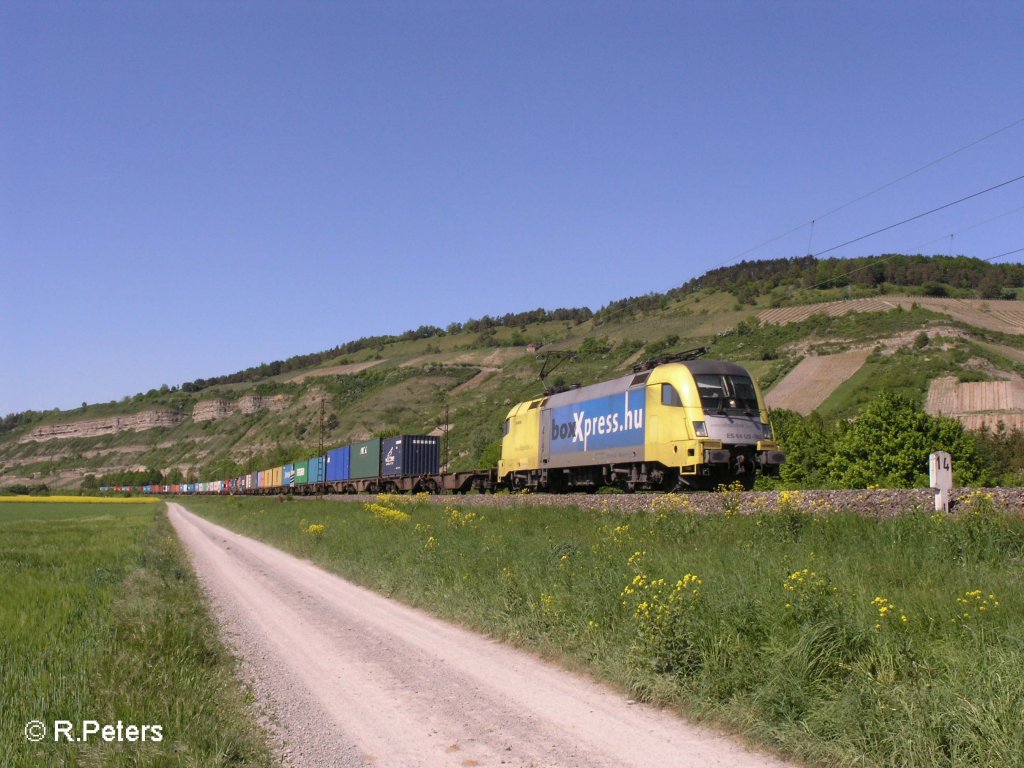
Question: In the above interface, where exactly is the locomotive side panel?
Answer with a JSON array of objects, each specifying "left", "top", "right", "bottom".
[{"left": 539, "top": 387, "right": 647, "bottom": 469}]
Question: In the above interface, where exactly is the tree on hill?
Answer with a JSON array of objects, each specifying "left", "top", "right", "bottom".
[{"left": 674, "top": 254, "right": 1024, "bottom": 302}]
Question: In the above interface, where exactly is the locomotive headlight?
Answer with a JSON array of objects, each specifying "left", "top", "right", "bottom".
[
  {"left": 762, "top": 422, "right": 774, "bottom": 439},
  {"left": 692, "top": 421, "right": 708, "bottom": 437}
]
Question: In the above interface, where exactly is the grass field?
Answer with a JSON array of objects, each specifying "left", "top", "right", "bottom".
[
  {"left": 0, "top": 501, "right": 275, "bottom": 767},
  {"left": 186, "top": 493, "right": 1024, "bottom": 768},
  {"left": 0, "top": 495, "right": 161, "bottom": 503}
]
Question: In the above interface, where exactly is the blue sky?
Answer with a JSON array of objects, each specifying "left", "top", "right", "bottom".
[{"left": 3, "top": 1, "right": 1023, "bottom": 415}]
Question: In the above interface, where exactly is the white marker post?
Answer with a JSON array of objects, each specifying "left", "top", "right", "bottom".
[{"left": 930, "top": 451, "right": 952, "bottom": 513}]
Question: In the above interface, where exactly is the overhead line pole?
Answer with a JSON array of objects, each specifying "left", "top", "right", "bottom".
[{"left": 317, "top": 397, "right": 325, "bottom": 499}]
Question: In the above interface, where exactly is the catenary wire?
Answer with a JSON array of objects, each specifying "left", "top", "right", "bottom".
[
  {"left": 699, "top": 114, "right": 1024, "bottom": 273},
  {"left": 910, "top": 203, "right": 1024, "bottom": 253},
  {"left": 810, "top": 172, "right": 1024, "bottom": 258},
  {"left": 983, "top": 245, "right": 1024, "bottom": 263}
]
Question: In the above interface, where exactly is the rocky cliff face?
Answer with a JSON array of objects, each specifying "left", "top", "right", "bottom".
[
  {"left": 18, "top": 410, "right": 185, "bottom": 443},
  {"left": 191, "top": 400, "right": 235, "bottom": 422},
  {"left": 192, "top": 394, "right": 289, "bottom": 422},
  {"left": 240, "top": 394, "right": 288, "bottom": 414},
  {"left": 15, "top": 395, "right": 294, "bottom": 441}
]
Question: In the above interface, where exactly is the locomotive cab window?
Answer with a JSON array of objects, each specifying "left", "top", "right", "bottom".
[
  {"left": 695, "top": 374, "right": 758, "bottom": 414},
  {"left": 503, "top": 419, "right": 510, "bottom": 436},
  {"left": 661, "top": 383, "right": 683, "bottom": 407}
]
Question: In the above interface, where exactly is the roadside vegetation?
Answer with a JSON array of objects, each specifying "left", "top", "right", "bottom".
[
  {"left": 187, "top": 492, "right": 1024, "bottom": 768},
  {"left": 0, "top": 501, "right": 275, "bottom": 767},
  {"left": 770, "top": 392, "right": 1024, "bottom": 488}
]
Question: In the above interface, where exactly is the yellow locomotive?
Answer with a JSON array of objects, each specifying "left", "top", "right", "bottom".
[{"left": 499, "top": 351, "right": 784, "bottom": 491}]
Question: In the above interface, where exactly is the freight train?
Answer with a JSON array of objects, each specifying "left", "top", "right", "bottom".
[{"left": 104, "top": 352, "right": 784, "bottom": 496}]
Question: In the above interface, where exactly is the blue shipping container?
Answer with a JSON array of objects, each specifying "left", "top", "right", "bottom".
[
  {"left": 283, "top": 463, "right": 295, "bottom": 487},
  {"left": 326, "top": 446, "right": 350, "bottom": 482},
  {"left": 308, "top": 456, "right": 326, "bottom": 484},
  {"left": 381, "top": 435, "right": 441, "bottom": 477}
]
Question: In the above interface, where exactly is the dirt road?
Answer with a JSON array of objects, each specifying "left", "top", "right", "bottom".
[{"left": 168, "top": 503, "right": 793, "bottom": 768}]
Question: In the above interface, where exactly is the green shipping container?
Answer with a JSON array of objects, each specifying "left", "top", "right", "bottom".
[
  {"left": 293, "top": 459, "right": 310, "bottom": 485},
  {"left": 349, "top": 438, "right": 381, "bottom": 479}
]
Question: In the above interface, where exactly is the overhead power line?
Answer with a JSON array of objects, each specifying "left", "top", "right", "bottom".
[
  {"left": 912, "top": 203, "right": 1024, "bottom": 252},
  {"left": 811, "top": 172, "right": 1024, "bottom": 258},
  {"left": 813, "top": 114, "right": 1024, "bottom": 224},
  {"left": 700, "top": 113, "right": 1024, "bottom": 272},
  {"left": 983, "top": 245, "right": 1024, "bottom": 263}
]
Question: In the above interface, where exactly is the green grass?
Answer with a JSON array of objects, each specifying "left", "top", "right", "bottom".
[
  {"left": 716, "top": 305, "right": 952, "bottom": 361},
  {"left": 186, "top": 492, "right": 1024, "bottom": 768},
  {"left": 0, "top": 502, "right": 275, "bottom": 767},
  {"left": 817, "top": 345, "right": 982, "bottom": 420}
]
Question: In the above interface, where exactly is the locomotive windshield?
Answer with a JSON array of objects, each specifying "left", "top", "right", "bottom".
[{"left": 694, "top": 374, "right": 759, "bottom": 414}]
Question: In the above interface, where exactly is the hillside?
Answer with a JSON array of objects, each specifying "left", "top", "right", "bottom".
[{"left": 2, "top": 254, "right": 1023, "bottom": 490}]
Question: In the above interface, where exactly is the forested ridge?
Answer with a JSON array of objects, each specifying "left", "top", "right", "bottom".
[{"left": 678, "top": 254, "right": 1024, "bottom": 300}]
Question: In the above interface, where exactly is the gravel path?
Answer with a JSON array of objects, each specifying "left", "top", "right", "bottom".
[{"left": 168, "top": 502, "right": 794, "bottom": 768}]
